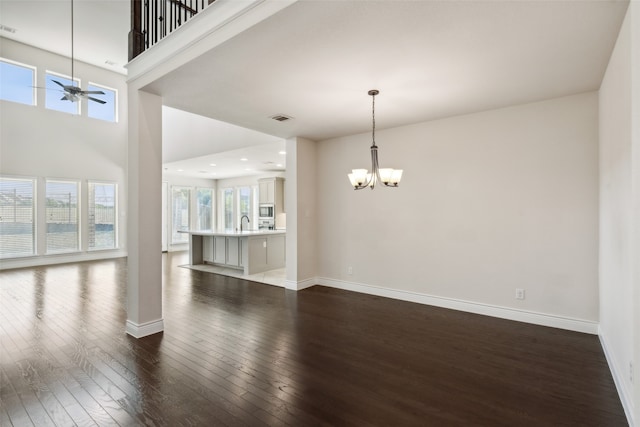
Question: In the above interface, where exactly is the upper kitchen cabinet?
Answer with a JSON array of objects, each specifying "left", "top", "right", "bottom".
[{"left": 259, "top": 177, "right": 284, "bottom": 209}]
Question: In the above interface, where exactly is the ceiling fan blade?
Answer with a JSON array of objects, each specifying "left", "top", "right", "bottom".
[
  {"left": 88, "top": 96, "right": 107, "bottom": 104},
  {"left": 52, "top": 80, "right": 66, "bottom": 89},
  {"left": 83, "top": 90, "right": 105, "bottom": 95}
]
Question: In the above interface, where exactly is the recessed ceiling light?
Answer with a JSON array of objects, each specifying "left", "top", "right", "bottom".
[
  {"left": 209, "top": 163, "right": 217, "bottom": 166},
  {"left": 240, "top": 158, "right": 248, "bottom": 161},
  {"left": 244, "top": 168, "right": 252, "bottom": 171},
  {"left": 277, "top": 164, "right": 283, "bottom": 167},
  {"left": 198, "top": 171, "right": 207, "bottom": 173},
  {"left": 279, "top": 151, "right": 286, "bottom": 155},
  {"left": 177, "top": 169, "right": 184, "bottom": 172}
]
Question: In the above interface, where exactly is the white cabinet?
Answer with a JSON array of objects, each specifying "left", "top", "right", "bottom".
[
  {"left": 213, "top": 236, "right": 226, "bottom": 264},
  {"left": 212, "top": 236, "right": 245, "bottom": 267},
  {"left": 258, "top": 177, "right": 284, "bottom": 209},
  {"left": 259, "top": 180, "right": 275, "bottom": 204},
  {"left": 226, "top": 237, "right": 240, "bottom": 267},
  {"left": 189, "top": 232, "right": 286, "bottom": 275},
  {"left": 203, "top": 236, "right": 214, "bottom": 262},
  {"left": 248, "top": 238, "right": 267, "bottom": 271}
]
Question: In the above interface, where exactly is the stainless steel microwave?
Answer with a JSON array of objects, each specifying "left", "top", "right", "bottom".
[{"left": 259, "top": 204, "right": 274, "bottom": 218}]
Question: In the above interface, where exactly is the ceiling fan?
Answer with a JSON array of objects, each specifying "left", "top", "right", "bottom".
[{"left": 51, "top": 0, "right": 106, "bottom": 105}]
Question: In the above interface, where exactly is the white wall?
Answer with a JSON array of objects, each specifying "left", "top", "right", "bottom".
[
  {"left": 599, "top": 2, "right": 638, "bottom": 425},
  {"left": 317, "top": 92, "right": 599, "bottom": 331},
  {"left": 0, "top": 38, "right": 128, "bottom": 269}
]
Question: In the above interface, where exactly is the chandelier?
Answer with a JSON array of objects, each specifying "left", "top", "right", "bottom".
[{"left": 348, "top": 90, "right": 403, "bottom": 190}]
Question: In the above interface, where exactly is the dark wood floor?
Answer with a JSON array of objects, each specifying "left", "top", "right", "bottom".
[{"left": 0, "top": 252, "right": 627, "bottom": 426}]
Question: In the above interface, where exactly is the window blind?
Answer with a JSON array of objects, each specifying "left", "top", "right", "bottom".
[
  {"left": 46, "top": 180, "right": 79, "bottom": 253},
  {"left": 0, "top": 177, "right": 35, "bottom": 258},
  {"left": 88, "top": 182, "right": 117, "bottom": 250}
]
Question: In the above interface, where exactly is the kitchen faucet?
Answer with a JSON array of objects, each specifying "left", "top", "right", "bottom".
[{"left": 240, "top": 215, "right": 250, "bottom": 232}]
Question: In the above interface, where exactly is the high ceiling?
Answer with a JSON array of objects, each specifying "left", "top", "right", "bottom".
[
  {"left": 0, "top": 0, "right": 129, "bottom": 75},
  {"left": 143, "top": 0, "right": 630, "bottom": 141},
  {"left": 0, "top": 0, "right": 630, "bottom": 177}
]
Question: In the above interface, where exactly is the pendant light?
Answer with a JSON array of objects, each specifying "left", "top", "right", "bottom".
[{"left": 348, "top": 90, "right": 403, "bottom": 190}]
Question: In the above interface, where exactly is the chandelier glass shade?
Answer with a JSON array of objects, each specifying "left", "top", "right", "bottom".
[{"left": 348, "top": 90, "right": 403, "bottom": 190}]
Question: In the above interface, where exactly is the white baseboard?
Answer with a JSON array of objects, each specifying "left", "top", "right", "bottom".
[
  {"left": 126, "top": 319, "right": 165, "bottom": 338},
  {"left": 284, "top": 277, "right": 315, "bottom": 291},
  {"left": 0, "top": 250, "right": 128, "bottom": 270},
  {"left": 598, "top": 328, "right": 635, "bottom": 427},
  {"left": 316, "top": 277, "right": 599, "bottom": 334}
]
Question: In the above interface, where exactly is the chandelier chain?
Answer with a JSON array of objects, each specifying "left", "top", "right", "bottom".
[{"left": 371, "top": 92, "right": 376, "bottom": 147}]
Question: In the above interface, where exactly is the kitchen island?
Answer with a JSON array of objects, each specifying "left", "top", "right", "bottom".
[{"left": 182, "top": 229, "right": 286, "bottom": 275}]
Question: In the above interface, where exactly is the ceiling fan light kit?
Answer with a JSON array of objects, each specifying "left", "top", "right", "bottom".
[{"left": 348, "top": 90, "right": 403, "bottom": 190}]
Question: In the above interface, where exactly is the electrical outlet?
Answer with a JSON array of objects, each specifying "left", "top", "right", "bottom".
[
  {"left": 347, "top": 266, "right": 353, "bottom": 275},
  {"left": 515, "top": 288, "right": 525, "bottom": 300}
]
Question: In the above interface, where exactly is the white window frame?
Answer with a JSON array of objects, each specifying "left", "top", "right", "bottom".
[
  {"left": 45, "top": 178, "right": 81, "bottom": 254},
  {"left": 219, "top": 188, "right": 234, "bottom": 230},
  {"left": 87, "top": 181, "right": 118, "bottom": 251},
  {"left": 0, "top": 175, "right": 37, "bottom": 259},
  {"left": 195, "top": 187, "right": 214, "bottom": 231},
  {"left": 0, "top": 58, "right": 37, "bottom": 106},
  {"left": 171, "top": 186, "right": 191, "bottom": 244},
  {"left": 236, "top": 186, "right": 253, "bottom": 229},
  {"left": 87, "top": 81, "right": 118, "bottom": 122}
]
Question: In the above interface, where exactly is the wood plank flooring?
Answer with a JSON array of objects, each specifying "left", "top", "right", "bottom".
[{"left": 0, "top": 252, "right": 627, "bottom": 426}]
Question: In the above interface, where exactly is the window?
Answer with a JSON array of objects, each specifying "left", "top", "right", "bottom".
[
  {"left": 87, "top": 82, "right": 117, "bottom": 122},
  {"left": 0, "top": 177, "right": 36, "bottom": 258},
  {"left": 45, "top": 72, "right": 80, "bottom": 115},
  {"left": 46, "top": 179, "right": 80, "bottom": 253},
  {"left": 237, "top": 186, "right": 251, "bottom": 227},
  {"left": 88, "top": 182, "right": 117, "bottom": 250},
  {"left": 0, "top": 59, "right": 36, "bottom": 105},
  {"left": 195, "top": 188, "right": 213, "bottom": 231},
  {"left": 252, "top": 184, "right": 259, "bottom": 225},
  {"left": 171, "top": 186, "right": 190, "bottom": 244},
  {"left": 222, "top": 188, "right": 234, "bottom": 230}
]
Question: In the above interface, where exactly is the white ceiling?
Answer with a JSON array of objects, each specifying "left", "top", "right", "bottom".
[
  {"left": 0, "top": 0, "right": 129, "bottom": 74},
  {"left": 1, "top": 0, "right": 630, "bottom": 177},
  {"left": 144, "top": 0, "right": 629, "bottom": 141},
  {"left": 162, "top": 106, "right": 286, "bottom": 179}
]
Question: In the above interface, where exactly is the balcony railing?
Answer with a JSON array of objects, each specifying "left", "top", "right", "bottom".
[{"left": 129, "top": 0, "right": 215, "bottom": 60}]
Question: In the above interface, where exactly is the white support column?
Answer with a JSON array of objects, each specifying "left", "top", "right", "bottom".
[
  {"left": 126, "top": 89, "right": 164, "bottom": 338},
  {"left": 284, "top": 137, "right": 317, "bottom": 291}
]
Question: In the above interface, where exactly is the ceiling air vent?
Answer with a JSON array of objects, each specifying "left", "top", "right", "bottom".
[{"left": 271, "top": 114, "right": 292, "bottom": 122}]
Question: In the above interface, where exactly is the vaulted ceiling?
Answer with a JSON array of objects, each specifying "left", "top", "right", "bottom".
[{"left": 0, "top": 0, "right": 630, "bottom": 177}]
